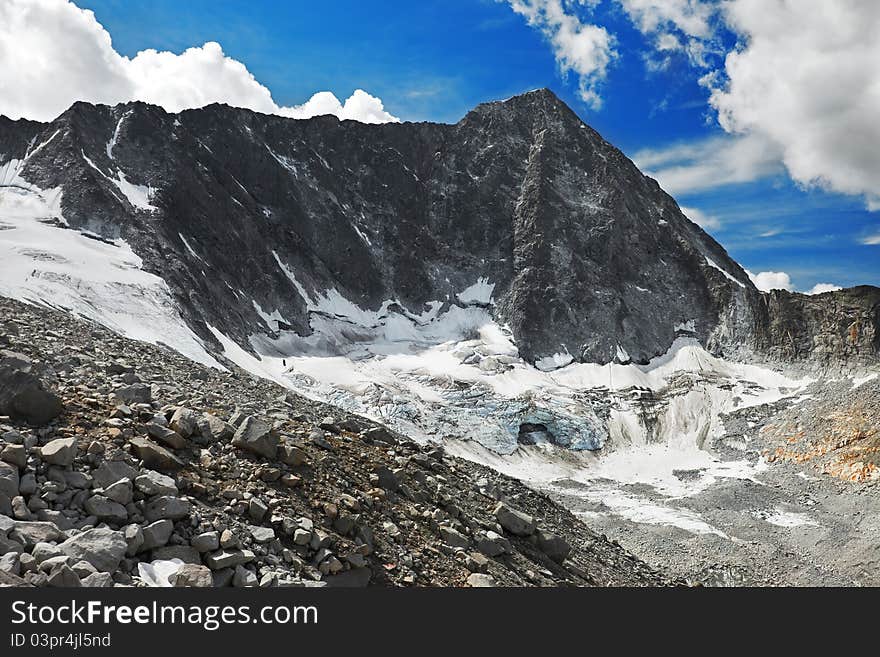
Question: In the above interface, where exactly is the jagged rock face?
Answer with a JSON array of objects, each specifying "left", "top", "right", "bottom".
[
  {"left": 755, "top": 286, "right": 880, "bottom": 368},
  {"left": 0, "top": 89, "right": 875, "bottom": 366}
]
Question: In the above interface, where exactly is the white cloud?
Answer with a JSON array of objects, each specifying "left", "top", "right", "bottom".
[
  {"left": 806, "top": 283, "right": 843, "bottom": 295},
  {"left": 655, "top": 33, "right": 683, "bottom": 52},
  {"left": 746, "top": 270, "right": 794, "bottom": 292},
  {"left": 0, "top": 0, "right": 398, "bottom": 124},
  {"left": 746, "top": 271, "right": 843, "bottom": 295},
  {"left": 617, "top": 0, "right": 719, "bottom": 68},
  {"left": 632, "top": 132, "right": 783, "bottom": 195},
  {"left": 708, "top": 0, "right": 880, "bottom": 210},
  {"left": 861, "top": 233, "right": 880, "bottom": 245},
  {"left": 617, "top": 0, "right": 714, "bottom": 38},
  {"left": 680, "top": 205, "right": 720, "bottom": 230},
  {"left": 505, "top": 0, "right": 616, "bottom": 107},
  {"left": 616, "top": 1, "right": 880, "bottom": 213},
  {"left": 278, "top": 90, "right": 400, "bottom": 124}
]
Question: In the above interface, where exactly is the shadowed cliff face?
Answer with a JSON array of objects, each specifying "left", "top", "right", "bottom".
[{"left": 0, "top": 89, "right": 876, "bottom": 368}]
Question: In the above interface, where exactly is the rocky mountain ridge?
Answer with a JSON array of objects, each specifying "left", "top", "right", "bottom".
[{"left": 3, "top": 89, "right": 874, "bottom": 371}]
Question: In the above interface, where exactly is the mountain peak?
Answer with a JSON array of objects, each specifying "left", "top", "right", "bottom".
[
  {"left": 474, "top": 87, "right": 568, "bottom": 114},
  {"left": 507, "top": 87, "right": 559, "bottom": 101},
  {"left": 2, "top": 89, "right": 872, "bottom": 373}
]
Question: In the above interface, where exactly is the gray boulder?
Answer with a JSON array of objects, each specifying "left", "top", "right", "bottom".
[
  {"left": 103, "top": 478, "right": 133, "bottom": 505},
  {"left": 0, "top": 366, "right": 63, "bottom": 425},
  {"left": 169, "top": 563, "right": 213, "bottom": 587},
  {"left": 81, "top": 571, "right": 114, "bottom": 587},
  {"left": 70, "top": 560, "right": 97, "bottom": 578},
  {"left": 537, "top": 529, "right": 571, "bottom": 564},
  {"left": 113, "top": 383, "right": 151, "bottom": 404},
  {"left": 204, "top": 549, "right": 254, "bottom": 570},
  {"left": 9, "top": 521, "right": 63, "bottom": 548},
  {"left": 1, "top": 444, "right": 27, "bottom": 469},
  {"left": 466, "top": 573, "right": 497, "bottom": 587},
  {"left": 233, "top": 565, "right": 258, "bottom": 587},
  {"left": 494, "top": 502, "right": 536, "bottom": 536},
  {"left": 476, "top": 530, "right": 510, "bottom": 557},
  {"left": 32, "top": 542, "right": 63, "bottom": 564},
  {"left": 197, "top": 413, "right": 233, "bottom": 442},
  {"left": 439, "top": 526, "right": 470, "bottom": 549},
  {"left": 129, "top": 437, "right": 184, "bottom": 472},
  {"left": 374, "top": 466, "right": 399, "bottom": 492},
  {"left": 0, "top": 461, "right": 19, "bottom": 499},
  {"left": 47, "top": 563, "right": 82, "bottom": 587},
  {"left": 0, "top": 551, "right": 20, "bottom": 575},
  {"left": 191, "top": 531, "right": 220, "bottom": 553},
  {"left": 39, "top": 437, "right": 77, "bottom": 466},
  {"left": 169, "top": 407, "right": 198, "bottom": 438},
  {"left": 146, "top": 423, "right": 186, "bottom": 450},
  {"left": 140, "top": 519, "right": 174, "bottom": 551},
  {"left": 248, "top": 525, "right": 275, "bottom": 544},
  {"left": 361, "top": 426, "right": 396, "bottom": 445},
  {"left": 58, "top": 528, "right": 127, "bottom": 572},
  {"left": 277, "top": 444, "right": 307, "bottom": 467},
  {"left": 248, "top": 497, "right": 268, "bottom": 522},
  {"left": 123, "top": 524, "right": 144, "bottom": 556},
  {"left": 92, "top": 460, "right": 138, "bottom": 488},
  {"left": 18, "top": 472, "right": 36, "bottom": 495},
  {"left": 134, "top": 470, "right": 178, "bottom": 496},
  {"left": 84, "top": 495, "right": 128, "bottom": 523},
  {"left": 143, "top": 496, "right": 191, "bottom": 522},
  {"left": 231, "top": 417, "right": 278, "bottom": 459}
]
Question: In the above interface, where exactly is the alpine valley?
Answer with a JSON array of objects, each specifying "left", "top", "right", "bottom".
[{"left": 1, "top": 89, "right": 878, "bottom": 587}]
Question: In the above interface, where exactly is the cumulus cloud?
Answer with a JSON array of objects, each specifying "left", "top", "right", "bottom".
[
  {"left": 680, "top": 205, "right": 720, "bottom": 230},
  {"left": 617, "top": 0, "right": 719, "bottom": 69},
  {"left": 708, "top": 0, "right": 880, "bottom": 210},
  {"left": 617, "top": 0, "right": 714, "bottom": 38},
  {"left": 806, "top": 283, "right": 843, "bottom": 295},
  {"left": 633, "top": 132, "right": 783, "bottom": 195},
  {"left": 0, "top": 0, "right": 398, "bottom": 124},
  {"left": 613, "top": 1, "right": 880, "bottom": 213},
  {"left": 746, "top": 270, "right": 794, "bottom": 293},
  {"left": 746, "top": 270, "right": 843, "bottom": 295},
  {"left": 505, "top": 0, "right": 616, "bottom": 108}
]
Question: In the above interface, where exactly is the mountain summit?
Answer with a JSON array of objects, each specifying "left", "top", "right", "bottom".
[{"left": 0, "top": 90, "right": 877, "bottom": 371}]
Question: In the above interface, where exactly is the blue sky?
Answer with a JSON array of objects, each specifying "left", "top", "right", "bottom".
[{"left": 31, "top": 1, "right": 880, "bottom": 290}]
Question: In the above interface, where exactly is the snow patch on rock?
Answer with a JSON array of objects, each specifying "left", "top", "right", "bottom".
[
  {"left": 535, "top": 351, "right": 574, "bottom": 371},
  {"left": 457, "top": 277, "right": 495, "bottom": 305},
  {"left": 705, "top": 256, "right": 746, "bottom": 288},
  {"left": 0, "top": 169, "right": 220, "bottom": 368}
]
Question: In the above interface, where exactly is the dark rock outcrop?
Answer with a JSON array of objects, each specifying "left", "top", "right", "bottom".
[
  {"left": 755, "top": 286, "right": 880, "bottom": 369},
  {"left": 0, "top": 366, "right": 63, "bottom": 425}
]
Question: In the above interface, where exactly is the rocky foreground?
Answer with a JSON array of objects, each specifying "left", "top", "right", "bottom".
[{"left": 0, "top": 297, "right": 671, "bottom": 587}]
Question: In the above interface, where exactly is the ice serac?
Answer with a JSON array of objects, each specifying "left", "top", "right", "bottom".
[{"left": 0, "top": 89, "right": 876, "bottom": 371}]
